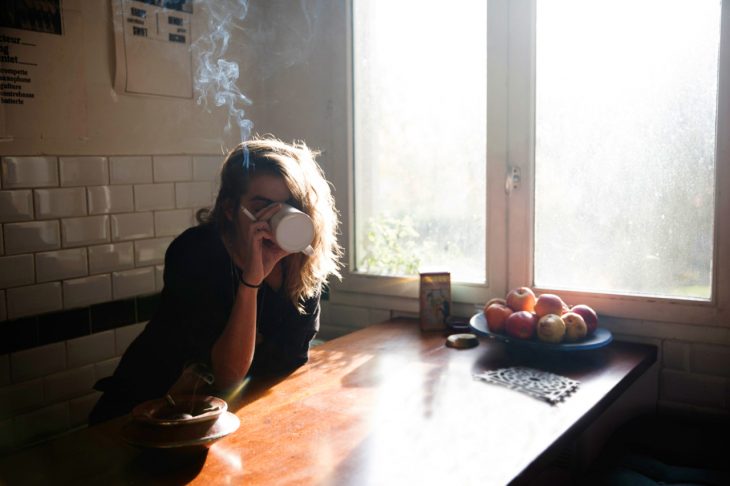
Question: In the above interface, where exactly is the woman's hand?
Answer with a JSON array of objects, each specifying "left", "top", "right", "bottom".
[{"left": 239, "top": 203, "right": 290, "bottom": 286}]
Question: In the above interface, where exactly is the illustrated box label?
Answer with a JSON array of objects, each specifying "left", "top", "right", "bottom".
[{"left": 419, "top": 272, "right": 451, "bottom": 331}]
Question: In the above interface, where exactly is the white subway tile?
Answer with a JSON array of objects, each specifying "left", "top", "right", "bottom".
[
  {"left": 663, "top": 340, "right": 690, "bottom": 371},
  {"left": 0, "top": 379, "right": 44, "bottom": 420},
  {"left": 193, "top": 155, "right": 222, "bottom": 181},
  {"left": 59, "top": 156, "right": 109, "bottom": 187},
  {"left": 154, "top": 209, "right": 193, "bottom": 237},
  {"left": 112, "top": 267, "right": 155, "bottom": 299},
  {"left": 110, "top": 212, "right": 154, "bottom": 241},
  {"left": 134, "top": 183, "right": 175, "bottom": 211},
  {"left": 10, "top": 342, "right": 66, "bottom": 382},
  {"left": 115, "top": 322, "right": 146, "bottom": 355},
  {"left": 154, "top": 265, "right": 164, "bottom": 291},
  {"left": 69, "top": 392, "right": 102, "bottom": 427},
  {"left": 691, "top": 343, "right": 730, "bottom": 378},
  {"left": 88, "top": 242, "right": 134, "bottom": 274},
  {"left": 12, "top": 403, "right": 69, "bottom": 447},
  {"left": 34, "top": 188, "right": 87, "bottom": 219},
  {"left": 1, "top": 157, "right": 58, "bottom": 189},
  {"left": 153, "top": 155, "right": 192, "bottom": 182},
  {"left": 67, "top": 331, "right": 115, "bottom": 369},
  {"left": 0, "top": 290, "right": 6, "bottom": 321},
  {"left": 0, "top": 254, "right": 35, "bottom": 289},
  {"left": 660, "top": 369, "right": 726, "bottom": 409},
  {"left": 63, "top": 274, "right": 112, "bottom": 309},
  {"left": 61, "top": 215, "right": 110, "bottom": 247},
  {"left": 0, "top": 354, "right": 9, "bottom": 385},
  {"left": 6, "top": 283, "right": 63, "bottom": 319},
  {"left": 109, "top": 156, "right": 152, "bottom": 184},
  {"left": 44, "top": 365, "right": 96, "bottom": 403},
  {"left": 87, "top": 185, "right": 134, "bottom": 214},
  {"left": 175, "top": 181, "right": 214, "bottom": 208},
  {"left": 609, "top": 317, "right": 730, "bottom": 346},
  {"left": 36, "top": 248, "right": 88, "bottom": 283},
  {"left": 0, "top": 190, "right": 33, "bottom": 223},
  {"left": 3, "top": 221, "right": 60, "bottom": 254},
  {"left": 95, "top": 357, "right": 120, "bottom": 380},
  {"left": 134, "top": 237, "right": 172, "bottom": 265}
]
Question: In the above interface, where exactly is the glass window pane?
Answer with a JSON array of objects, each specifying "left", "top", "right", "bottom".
[
  {"left": 534, "top": 0, "right": 720, "bottom": 299},
  {"left": 353, "top": 0, "right": 487, "bottom": 282}
]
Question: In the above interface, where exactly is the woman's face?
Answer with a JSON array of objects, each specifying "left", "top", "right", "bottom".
[{"left": 233, "top": 172, "right": 293, "bottom": 247}]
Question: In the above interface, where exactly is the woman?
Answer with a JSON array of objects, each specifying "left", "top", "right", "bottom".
[{"left": 89, "top": 137, "right": 342, "bottom": 424}]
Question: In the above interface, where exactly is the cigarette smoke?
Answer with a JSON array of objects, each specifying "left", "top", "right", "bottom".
[{"left": 192, "top": 0, "right": 252, "bottom": 165}]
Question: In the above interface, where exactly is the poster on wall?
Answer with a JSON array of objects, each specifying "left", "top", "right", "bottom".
[{"left": 0, "top": 0, "right": 87, "bottom": 142}]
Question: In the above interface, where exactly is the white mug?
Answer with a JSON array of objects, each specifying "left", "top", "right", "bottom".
[{"left": 269, "top": 204, "right": 315, "bottom": 255}]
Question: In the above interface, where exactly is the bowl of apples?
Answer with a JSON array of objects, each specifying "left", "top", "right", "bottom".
[{"left": 470, "top": 286, "right": 612, "bottom": 351}]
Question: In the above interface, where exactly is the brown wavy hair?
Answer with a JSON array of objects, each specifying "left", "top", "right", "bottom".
[{"left": 197, "top": 136, "right": 342, "bottom": 311}]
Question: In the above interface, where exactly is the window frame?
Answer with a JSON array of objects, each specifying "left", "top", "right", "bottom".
[{"left": 332, "top": 0, "right": 730, "bottom": 326}]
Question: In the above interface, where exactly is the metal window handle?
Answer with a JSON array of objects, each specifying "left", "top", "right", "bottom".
[{"left": 505, "top": 166, "right": 521, "bottom": 195}]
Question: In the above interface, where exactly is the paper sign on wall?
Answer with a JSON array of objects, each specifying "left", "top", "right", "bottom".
[
  {"left": 112, "top": 0, "right": 193, "bottom": 98},
  {"left": 0, "top": 1, "right": 87, "bottom": 141}
]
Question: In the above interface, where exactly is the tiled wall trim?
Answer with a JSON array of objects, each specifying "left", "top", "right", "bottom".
[{"left": 0, "top": 294, "right": 160, "bottom": 355}]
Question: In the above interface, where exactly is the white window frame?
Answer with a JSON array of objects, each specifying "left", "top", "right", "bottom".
[{"left": 332, "top": 0, "right": 730, "bottom": 326}]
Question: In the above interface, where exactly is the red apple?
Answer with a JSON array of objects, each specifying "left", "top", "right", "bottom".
[
  {"left": 505, "top": 311, "right": 538, "bottom": 340},
  {"left": 483, "top": 297, "right": 507, "bottom": 312},
  {"left": 563, "top": 312, "right": 587, "bottom": 342},
  {"left": 506, "top": 287, "right": 537, "bottom": 313},
  {"left": 561, "top": 301, "right": 571, "bottom": 315},
  {"left": 570, "top": 304, "right": 598, "bottom": 335},
  {"left": 534, "top": 293, "right": 565, "bottom": 318},
  {"left": 537, "top": 314, "right": 566, "bottom": 343},
  {"left": 485, "top": 303, "right": 513, "bottom": 334}
]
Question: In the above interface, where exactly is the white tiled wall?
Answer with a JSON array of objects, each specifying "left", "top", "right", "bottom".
[
  {"left": 0, "top": 154, "right": 222, "bottom": 453},
  {"left": 0, "top": 154, "right": 221, "bottom": 319},
  {"left": 0, "top": 325, "right": 146, "bottom": 452}
]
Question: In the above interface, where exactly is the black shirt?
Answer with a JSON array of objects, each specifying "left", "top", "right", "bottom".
[{"left": 89, "top": 223, "right": 319, "bottom": 424}]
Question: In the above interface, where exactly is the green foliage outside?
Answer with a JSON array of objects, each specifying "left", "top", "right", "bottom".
[{"left": 359, "top": 215, "right": 422, "bottom": 276}]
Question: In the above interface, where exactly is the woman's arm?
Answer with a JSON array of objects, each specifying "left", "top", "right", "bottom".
[
  {"left": 210, "top": 203, "right": 288, "bottom": 390},
  {"left": 210, "top": 284, "right": 259, "bottom": 390}
]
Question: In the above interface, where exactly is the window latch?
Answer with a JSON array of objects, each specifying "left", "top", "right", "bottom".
[{"left": 505, "top": 166, "right": 521, "bottom": 195}]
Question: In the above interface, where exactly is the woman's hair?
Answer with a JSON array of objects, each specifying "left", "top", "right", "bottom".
[{"left": 198, "top": 136, "right": 342, "bottom": 311}]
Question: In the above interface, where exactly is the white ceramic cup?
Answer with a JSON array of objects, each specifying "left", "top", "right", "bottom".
[{"left": 269, "top": 204, "right": 315, "bottom": 254}]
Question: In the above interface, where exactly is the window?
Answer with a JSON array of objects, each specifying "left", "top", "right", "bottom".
[
  {"left": 534, "top": 0, "right": 720, "bottom": 300},
  {"left": 343, "top": 0, "right": 729, "bottom": 323},
  {"left": 352, "top": 0, "right": 487, "bottom": 283}
]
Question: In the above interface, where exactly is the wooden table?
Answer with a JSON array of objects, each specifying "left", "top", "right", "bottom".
[{"left": 0, "top": 319, "right": 656, "bottom": 485}]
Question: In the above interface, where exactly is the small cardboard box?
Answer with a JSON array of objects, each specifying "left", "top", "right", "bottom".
[{"left": 419, "top": 272, "right": 451, "bottom": 331}]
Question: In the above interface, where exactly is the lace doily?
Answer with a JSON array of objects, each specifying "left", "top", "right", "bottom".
[{"left": 473, "top": 366, "right": 580, "bottom": 404}]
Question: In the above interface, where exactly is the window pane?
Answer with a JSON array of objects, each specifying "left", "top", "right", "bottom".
[
  {"left": 534, "top": 0, "right": 720, "bottom": 299},
  {"left": 353, "top": 0, "right": 487, "bottom": 282}
]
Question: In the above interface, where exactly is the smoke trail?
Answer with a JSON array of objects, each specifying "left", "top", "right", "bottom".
[{"left": 192, "top": 0, "right": 253, "bottom": 166}]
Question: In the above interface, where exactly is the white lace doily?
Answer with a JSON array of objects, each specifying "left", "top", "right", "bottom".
[{"left": 473, "top": 366, "right": 580, "bottom": 404}]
